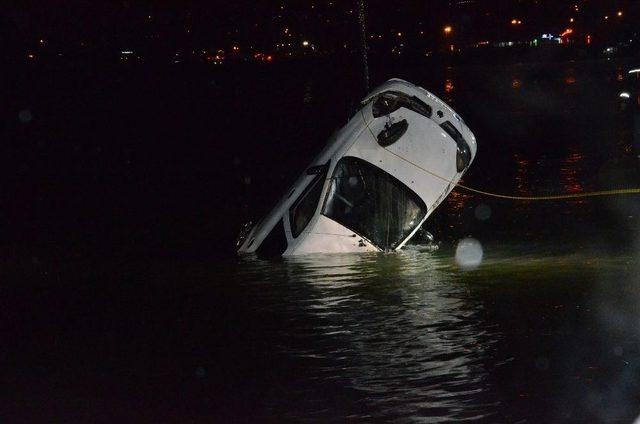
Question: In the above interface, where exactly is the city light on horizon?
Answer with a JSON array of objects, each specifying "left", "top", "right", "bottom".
[
  {"left": 560, "top": 28, "right": 574, "bottom": 37},
  {"left": 12, "top": 1, "right": 640, "bottom": 65}
]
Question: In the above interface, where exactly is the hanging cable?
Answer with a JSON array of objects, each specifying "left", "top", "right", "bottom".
[{"left": 357, "top": 0, "right": 370, "bottom": 94}]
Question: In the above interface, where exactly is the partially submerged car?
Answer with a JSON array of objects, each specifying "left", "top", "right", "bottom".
[{"left": 237, "top": 79, "right": 477, "bottom": 256}]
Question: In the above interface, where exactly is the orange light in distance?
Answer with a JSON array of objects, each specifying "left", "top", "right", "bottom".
[{"left": 561, "top": 28, "right": 574, "bottom": 37}]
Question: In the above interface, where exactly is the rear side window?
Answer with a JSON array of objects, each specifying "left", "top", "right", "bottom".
[
  {"left": 440, "top": 120, "right": 464, "bottom": 143},
  {"left": 440, "top": 121, "right": 472, "bottom": 172},
  {"left": 289, "top": 167, "right": 328, "bottom": 238},
  {"left": 372, "top": 91, "right": 432, "bottom": 119}
]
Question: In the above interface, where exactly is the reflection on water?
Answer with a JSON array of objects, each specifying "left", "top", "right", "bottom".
[
  {"left": 514, "top": 153, "right": 531, "bottom": 197},
  {"left": 564, "top": 66, "right": 577, "bottom": 86},
  {"left": 230, "top": 244, "right": 640, "bottom": 421},
  {"left": 561, "top": 150, "right": 587, "bottom": 205},
  {"left": 511, "top": 78, "right": 522, "bottom": 89},
  {"left": 445, "top": 188, "right": 472, "bottom": 218},
  {"left": 238, "top": 250, "right": 500, "bottom": 420},
  {"left": 444, "top": 79, "right": 454, "bottom": 94},
  {"left": 409, "top": 61, "right": 640, "bottom": 246}
]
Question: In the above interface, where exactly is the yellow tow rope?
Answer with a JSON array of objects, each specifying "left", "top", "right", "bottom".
[{"left": 361, "top": 110, "right": 640, "bottom": 201}]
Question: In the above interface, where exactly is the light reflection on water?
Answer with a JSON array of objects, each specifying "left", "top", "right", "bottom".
[
  {"left": 514, "top": 153, "right": 531, "bottom": 197},
  {"left": 239, "top": 249, "right": 500, "bottom": 420},
  {"left": 418, "top": 61, "right": 640, "bottom": 242},
  {"left": 230, "top": 244, "right": 640, "bottom": 421}
]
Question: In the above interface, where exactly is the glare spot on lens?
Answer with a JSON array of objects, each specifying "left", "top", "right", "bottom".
[
  {"left": 455, "top": 237, "right": 483, "bottom": 269},
  {"left": 19, "top": 109, "right": 33, "bottom": 123},
  {"left": 475, "top": 203, "right": 491, "bottom": 221}
]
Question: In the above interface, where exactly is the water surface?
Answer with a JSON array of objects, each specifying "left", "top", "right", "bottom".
[{"left": 4, "top": 56, "right": 640, "bottom": 421}]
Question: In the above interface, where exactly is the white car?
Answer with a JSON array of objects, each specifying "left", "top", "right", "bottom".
[{"left": 237, "top": 79, "right": 477, "bottom": 256}]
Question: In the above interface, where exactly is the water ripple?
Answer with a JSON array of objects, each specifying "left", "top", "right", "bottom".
[{"left": 236, "top": 249, "right": 501, "bottom": 420}]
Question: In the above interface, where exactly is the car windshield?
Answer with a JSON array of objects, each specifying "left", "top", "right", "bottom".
[{"left": 322, "top": 156, "right": 427, "bottom": 250}]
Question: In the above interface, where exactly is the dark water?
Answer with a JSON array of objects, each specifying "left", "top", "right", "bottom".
[{"left": 4, "top": 56, "right": 640, "bottom": 421}]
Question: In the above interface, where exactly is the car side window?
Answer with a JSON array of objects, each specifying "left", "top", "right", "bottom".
[{"left": 289, "top": 165, "right": 328, "bottom": 238}]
